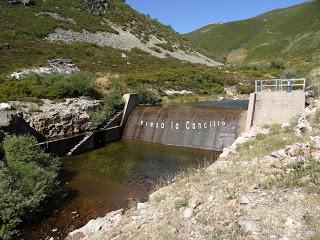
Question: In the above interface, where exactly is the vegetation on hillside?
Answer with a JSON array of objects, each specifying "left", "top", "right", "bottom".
[
  {"left": 0, "top": 72, "right": 99, "bottom": 102},
  {"left": 0, "top": 0, "right": 193, "bottom": 75},
  {"left": 0, "top": 136, "right": 60, "bottom": 239},
  {"left": 186, "top": 0, "right": 320, "bottom": 69}
]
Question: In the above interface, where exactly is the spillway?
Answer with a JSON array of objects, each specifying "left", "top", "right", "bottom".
[{"left": 123, "top": 106, "right": 246, "bottom": 151}]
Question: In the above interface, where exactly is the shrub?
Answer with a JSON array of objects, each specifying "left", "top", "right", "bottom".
[
  {"left": 236, "top": 85, "right": 254, "bottom": 94},
  {"left": 0, "top": 72, "right": 99, "bottom": 102},
  {"left": 89, "top": 92, "right": 124, "bottom": 127},
  {"left": 270, "top": 59, "right": 285, "bottom": 69},
  {"left": 175, "top": 199, "right": 189, "bottom": 210},
  {"left": 155, "top": 43, "right": 175, "bottom": 52},
  {"left": 0, "top": 136, "right": 60, "bottom": 239},
  {"left": 281, "top": 68, "right": 298, "bottom": 79},
  {"left": 134, "top": 87, "right": 162, "bottom": 105}
]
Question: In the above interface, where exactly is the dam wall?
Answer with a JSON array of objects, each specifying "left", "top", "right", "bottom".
[{"left": 123, "top": 107, "right": 246, "bottom": 151}]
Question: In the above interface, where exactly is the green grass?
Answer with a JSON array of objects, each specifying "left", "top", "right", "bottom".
[
  {"left": 175, "top": 199, "right": 189, "bottom": 210},
  {"left": 263, "top": 158, "right": 320, "bottom": 192},
  {"left": 238, "top": 124, "right": 302, "bottom": 159},
  {"left": 186, "top": 0, "right": 320, "bottom": 68}
]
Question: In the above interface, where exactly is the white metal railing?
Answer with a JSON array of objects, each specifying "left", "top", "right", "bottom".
[{"left": 255, "top": 78, "right": 306, "bottom": 92}]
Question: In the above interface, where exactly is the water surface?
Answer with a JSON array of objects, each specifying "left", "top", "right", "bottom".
[{"left": 21, "top": 140, "right": 218, "bottom": 240}]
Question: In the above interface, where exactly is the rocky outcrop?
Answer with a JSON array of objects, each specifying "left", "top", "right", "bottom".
[
  {"left": 7, "top": 0, "right": 34, "bottom": 5},
  {"left": 9, "top": 59, "right": 79, "bottom": 79},
  {"left": 67, "top": 209, "right": 123, "bottom": 240},
  {"left": 84, "top": 0, "right": 109, "bottom": 9},
  {"left": 11, "top": 98, "right": 101, "bottom": 138}
]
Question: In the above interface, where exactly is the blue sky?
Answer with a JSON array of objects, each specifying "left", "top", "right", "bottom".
[{"left": 126, "top": 0, "right": 309, "bottom": 33}]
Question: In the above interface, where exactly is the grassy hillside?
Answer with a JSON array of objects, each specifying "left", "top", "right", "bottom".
[
  {"left": 0, "top": 0, "right": 289, "bottom": 105},
  {"left": 186, "top": 0, "right": 320, "bottom": 68},
  {"left": 0, "top": 0, "right": 205, "bottom": 75}
]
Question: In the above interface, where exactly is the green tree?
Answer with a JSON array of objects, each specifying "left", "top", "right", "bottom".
[{"left": 0, "top": 136, "right": 60, "bottom": 239}]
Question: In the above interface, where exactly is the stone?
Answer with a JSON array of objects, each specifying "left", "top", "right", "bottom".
[
  {"left": 239, "top": 195, "right": 250, "bottom": 205},
  {"left": 121, "top": 53, "right": 127, "bottom": 58},
  {"left": 229, "top": 136, "right": 252, "bottom": 151},
  {"left": 163, "top": 89, "right": 194, "bottom": 96},
  {"left": 285, "top": 218, "right": 300, "bottom": 228},
  {"left": 297, "top": 117, "right": 313, "bottom": 133},
  {"left": 137, "top": 202, "right": 146, "bottom": 210},
  {"left": 310, "top": 136, "right": 320, "bottom": 149},
  {"left": 219, "top": 148, "right": 232, "bottom": 159},
  {"left": 0, "top": 103, "right": 12, "bottom": 111},
  {"left": 68, "top": 209, "right": 123, "bottom": 239},
  {"left": 183, "top": 208, "right": 193, "bottom": 218},
  {"left": 238, "top": 219, "right": 261, "bottom": 234},
  {"left": 207, "top": 161, "right": 233, "bottom": 174}
]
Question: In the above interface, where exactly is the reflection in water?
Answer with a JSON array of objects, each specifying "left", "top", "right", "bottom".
[{"left": 21, "top": 140, "right": 218, "bottom": 240}]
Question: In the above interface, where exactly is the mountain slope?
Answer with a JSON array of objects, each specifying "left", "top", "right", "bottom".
[
  {"left": 0, "top": 0, "right": 220, "bottom": 75},
  {"left": 186, "top": 0, "right": 320, "bottom": 65}
]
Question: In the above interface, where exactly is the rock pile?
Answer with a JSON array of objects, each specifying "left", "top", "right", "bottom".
[
  {"left": 84, "top": 0, "right": 109, "bottom": 9},
  {"left": 7, "top": 0, "right": 34, "bottom": 5},
  {"left": 163, "top": 89, "right": 194, "bottom": 96},
  {"left": 9, "top": 59, "right": 79, "bottom": 79}
]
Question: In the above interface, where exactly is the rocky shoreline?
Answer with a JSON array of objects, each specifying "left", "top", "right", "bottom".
[{"left": 66, "top": 99, "right": 320, "bottom": 240}]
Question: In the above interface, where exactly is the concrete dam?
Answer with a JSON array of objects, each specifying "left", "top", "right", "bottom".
[{"left": 123, "top": 106, "right": 246, "bottom": 151}]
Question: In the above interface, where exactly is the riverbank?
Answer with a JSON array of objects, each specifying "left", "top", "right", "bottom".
[{"left": 67, "top": 100, "right": 320, "bottom": 240}]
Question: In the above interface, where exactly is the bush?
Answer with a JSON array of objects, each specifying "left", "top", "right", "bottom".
[
  {"left": 175, "top": 199, "right": 189, "bottom": 210},
  {"left": 270, "top": 59, "right": 285, "bottom": 69},
  {"left": 236, "top": 85, "right": 254, "bottom": 94},
  {"left": 281, "top": 68, "right": 298, "bottom": 79},
  {"left": 0, "top": 72, "right": 99, "bottom": 102},
  {"left": 134, "top": 87, "right": 161, "bottom": 105},
  {"left": 89, "top": 92, "right": 125, "bottom": 127},
  {"left": 0, "top": 136, "right": 60, "bottom": 239}
]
